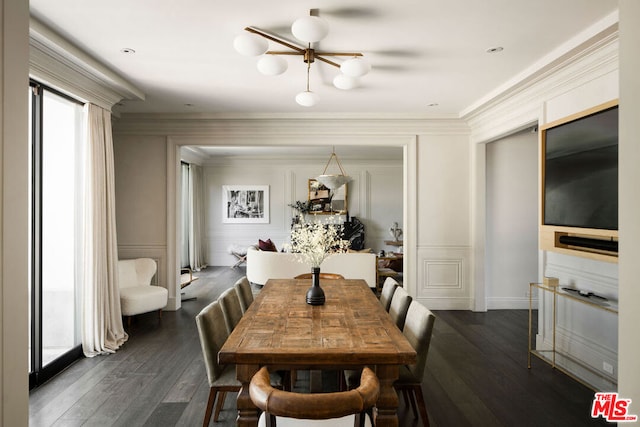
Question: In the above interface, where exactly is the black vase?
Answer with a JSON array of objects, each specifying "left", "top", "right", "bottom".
[{"left": 306, "top": 267, "right": 325, "bottom": 306}]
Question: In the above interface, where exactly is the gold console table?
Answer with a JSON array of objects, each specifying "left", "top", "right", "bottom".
[{"left": 528, "top": 281, "right": 618, "bottom": 390}]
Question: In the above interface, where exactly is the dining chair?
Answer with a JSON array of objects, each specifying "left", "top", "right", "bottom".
[
  {"left": 379, "top": 277, "right": 399, "bottom": 312},
  {"left": 234, "top": 276, "right": 254, "bottom": 314},
  {"left": 395, "top": 301, "right": 436, "bottom": 427},
  {"left": 219, "top": 287, "right": 244, "bottom": 334},
  {"left": 250, "top": 366, "right": 379, "bottom": 427},
  {"left": 388, "top": 285, "right": 412, "bottom": 330},
  {"left": 195, "top": 300, "right": 241, "bottom": 426},
  {"left": 294, "top": 272, "right": 345, "bottom": 280}
]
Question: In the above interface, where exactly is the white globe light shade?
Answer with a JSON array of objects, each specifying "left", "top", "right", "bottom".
[
  {"left": 333, "top": 74, "right": 359, "bottom": 90},
  {"left": 233, "top": 33, "right": 268, "bottom": 56},
  {"left": 340, "top": 57, "right": 371, "bottom": 77},
  {"left": 316, "top": 174, "right": 352, "bottom": 191},
  {"left": 295, "top": 91, "right": 319, "bottom": 107},
  {"left": 291, "top": 16, "right": 329, "bottom": 43},
  {"left": 257, "top": 55, "right": 288, "bottom": 75}
]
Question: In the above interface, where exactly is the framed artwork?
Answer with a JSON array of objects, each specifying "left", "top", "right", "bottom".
[
  {"left": 222, "top": 185, "right": 269, "bottom": 223},
  {"left": 308, "top": 179, "right": 348, "bottom": 214}
]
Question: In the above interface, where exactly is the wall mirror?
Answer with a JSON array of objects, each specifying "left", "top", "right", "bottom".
[{"left": 308, "top": 179, "right": 348, "bottom": 214}]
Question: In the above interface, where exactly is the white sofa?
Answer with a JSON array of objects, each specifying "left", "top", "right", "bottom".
[{"left": 246, "top": 246, "right": 377, "bottom": 288}]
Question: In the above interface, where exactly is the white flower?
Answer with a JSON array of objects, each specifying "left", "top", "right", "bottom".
[{"left": 285, "top": 215, "right": 350, "bottom": 268}]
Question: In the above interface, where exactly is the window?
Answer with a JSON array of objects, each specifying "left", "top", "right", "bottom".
[{"left": 29, "top": 81, "right": 85, "bottom": 388}]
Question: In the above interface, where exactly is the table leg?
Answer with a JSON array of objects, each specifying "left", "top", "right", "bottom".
[
  {"left": 236, "top": 364, "right": 260, "bottom": 427},
  {"left": 374, "top": 365, "right": 400, "bottom": 427}
]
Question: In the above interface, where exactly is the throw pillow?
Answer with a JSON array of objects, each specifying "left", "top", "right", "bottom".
[{"left": 258, "top": 238, "right": 277, "bottom": 252}]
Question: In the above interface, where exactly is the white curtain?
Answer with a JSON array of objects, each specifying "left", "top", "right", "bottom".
[
  {"left": 188, "top": 164, "right": 207, "bottom": 271},
  {"left": 81, "top": 104, "right": 128, "bottom": 357},
  {"left": 180, "top": 163, "right": 190, "bottom": 267}
]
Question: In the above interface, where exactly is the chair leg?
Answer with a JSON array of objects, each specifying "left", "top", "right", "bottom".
[
  {"left": 203, "top": 387, "right": 217, "bottom": 427},
  {"left": 405, "top": 388, "right": 418, "bottom": 419},
  {"left": 158, "top": 308, "right": 163, "bottom": 321},
  {"left": 412, "top": 385, "right": 430, "bottom": 427},
  {"left": 213, "top": 391, "right": 227, "bottom": 421},
  {"left": 127, "top": 316, "right": 132, "bottom": 328}
]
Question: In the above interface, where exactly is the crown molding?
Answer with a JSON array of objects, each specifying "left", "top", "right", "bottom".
[
  {"left": 29, "top": 16, "right": 144, "bottom": 110},
  {"left": 113, "top": 114, "right": 470, "bottom": 136}
]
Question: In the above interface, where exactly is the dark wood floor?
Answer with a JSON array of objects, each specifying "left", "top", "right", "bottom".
[{"left": 29, "top": 267, "right": 606, "bottom": 426}]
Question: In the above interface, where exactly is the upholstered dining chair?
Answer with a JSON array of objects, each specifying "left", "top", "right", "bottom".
[
  {"left": 388, "top": 285, "right": 412, "bottom": 330},
  {"left": 250, "top": 366, "right": 379, "bottom": 427},
  {"left": 294, "top": 272, "right": 345, "bottom": 280},
  {"left": 195, "top": 300, "right": 241, "bottom": 426},
  {"left": 395, "top": 301, "right": 436, "bottom": 427},
  {"left": 379, "top": 277, "right": 399, "bottom": 312},
  {"left": 234, "top": 276, "right": 254, "bottom": 314},
  {"left": 219, "top": 287, "right": 244, "bottom": 334}
]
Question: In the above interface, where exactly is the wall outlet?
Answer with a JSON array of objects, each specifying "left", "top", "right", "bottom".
[{"left": 603, "top": 361, "right": 614, "bottom": 375}]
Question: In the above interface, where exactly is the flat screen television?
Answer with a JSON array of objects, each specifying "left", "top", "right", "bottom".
[{"left": 542, "top": 102, "right": 618, "bottom": 231}]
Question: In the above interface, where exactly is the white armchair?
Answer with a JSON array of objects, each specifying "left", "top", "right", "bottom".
[{"left": 118, "top": 258, "right": 168, "bottom": 327}]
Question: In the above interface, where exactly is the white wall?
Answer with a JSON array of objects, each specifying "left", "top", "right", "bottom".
[
  {"left": 618, "top": 0, "right": 640, "bottom": 409},
  {"left": 415, "top": 133, "right": 473, "bottom": 309},
  {"left": 113, "top": 135, "right": 170, "bottom": 304},
  {"left": 1, "top": 0, "right": 29, "bottom": 424},
  {"left": 486, "top": 129, "right": 538, "bottom": 309},
  {"left": 200, "top": 156, "right": 403, "bottom": 266}
]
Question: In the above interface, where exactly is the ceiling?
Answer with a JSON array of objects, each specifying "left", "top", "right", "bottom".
[{"left": 29, "top": 0, "right": 618, "bottom": 117}]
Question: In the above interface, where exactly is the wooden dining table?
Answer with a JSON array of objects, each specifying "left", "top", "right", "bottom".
[{"left": 218, "top": 278, "right": 417, "bottom": 427}]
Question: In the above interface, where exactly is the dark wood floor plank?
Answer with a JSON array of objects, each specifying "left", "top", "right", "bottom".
[
  {"left": 29, "top": 356, "right": 107, "bottom": 414},
  {"left": 29, "top": 360, "right": 122, "bottom": 426},
  {"left": 142, "top": 402, "right": 188, "bottom": 427},
  {"left": 174, "top": 377, "right": 213, "bottom": 427},
  {"left": 162, "top": 356, "right": 207, "bottom": 403}
]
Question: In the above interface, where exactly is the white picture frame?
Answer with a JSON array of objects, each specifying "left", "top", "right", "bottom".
[{"left": 222, "top": 185, "right": 270, "bottom": 223}]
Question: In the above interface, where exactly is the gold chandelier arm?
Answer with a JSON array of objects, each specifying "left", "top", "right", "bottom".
[
  {"left": 314, "top": 55, "right": 340, "bottom": 68},
  {"left": 244, "top": 27, "right": 305, "bottom": 53},
  {"left": 267, "top": 51, "right": 305, "bottom": 56},
  {"left": 315, "top": 52, "right": 363, "bottom": 57}
]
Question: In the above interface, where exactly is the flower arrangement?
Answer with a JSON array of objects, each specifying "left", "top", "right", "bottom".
[
  {"left": 286, "top": 215, "right": 350, "bottom": 268},
  {"left": 288, "top": 200, "right": 313, "bottom": 214}
]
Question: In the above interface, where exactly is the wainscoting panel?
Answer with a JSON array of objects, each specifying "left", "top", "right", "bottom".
[{"left": 417, "top": 246, "right": 472, "bottom": 310}]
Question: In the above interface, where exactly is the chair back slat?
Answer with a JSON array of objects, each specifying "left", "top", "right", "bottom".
[
  {"left": 195, "top": 301, "right": 228, "bottom": 385},
  {"left": 234, "top": 276, "right": 254, "bottom": 313},
  {"left": 219, "top": 287, "right": 244, "bottom": 334},
  {"left": 388, "top": 286, "right": 412, "bottom": 330},
  {"left": 379, "top": 277, "right": 399, "bottom": 311},
  {"left": 250, "top": 366, "right": 379, "bottom": 421},
  {"left": 402, "top": 301, "right": 436, "bottom": 381}
]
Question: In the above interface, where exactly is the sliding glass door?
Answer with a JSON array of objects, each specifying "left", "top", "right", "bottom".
[{"left": 29, "top": 81, "right": 84, "bottom": 388}]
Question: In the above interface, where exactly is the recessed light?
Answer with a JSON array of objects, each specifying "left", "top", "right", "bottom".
[
  {"left": 427, "top": 103, "right": 439, "bottom": 107},
  {"left": 486, "top": 46, "right": 504, "bottom": 53},
  {"left": 184, "top": 103, "right": 195, "bottom": 107},
  {"left": 120, "top": 48, "right": 136, "bottom": 54}
]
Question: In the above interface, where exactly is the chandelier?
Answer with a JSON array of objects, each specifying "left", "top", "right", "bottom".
[
  {"left": 233, "top": 10, "right": 371, "bottom": 107},
  {"left": 316, "top": 147, "right": 352, "bottom": 190}
]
